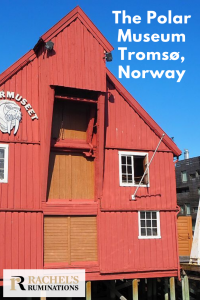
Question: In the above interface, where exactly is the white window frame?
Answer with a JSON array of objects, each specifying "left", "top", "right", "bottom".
[
  {"left": 0, "top": 144, "right": 9, "bottom": 183},
  {"left": 118, "top": 151, "right": 149, "bottom": 187},
  {"left": 138, "top": 211, "right": 161, "bottom": 239}
]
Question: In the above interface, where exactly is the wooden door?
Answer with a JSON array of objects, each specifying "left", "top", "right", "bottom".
[{"left": 177, "top": 216, "right": 193, "bottom": 256}]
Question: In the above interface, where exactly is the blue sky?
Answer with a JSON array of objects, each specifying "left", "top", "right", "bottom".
[{"left": 0, "top": 0, "right": 199, "bottom": 159}]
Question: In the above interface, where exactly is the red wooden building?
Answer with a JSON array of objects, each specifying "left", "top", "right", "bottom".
[{"left": 0, "top": 6, "right": 181, "bottom": 298}]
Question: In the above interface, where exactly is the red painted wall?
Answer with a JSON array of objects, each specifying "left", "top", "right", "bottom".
[
  {"left": 102, "top": 150, "right": 177, "bottom": 210},
  {"left": 0, "top": 212, "right": 43, "bottom": 278},
  {"left": 99, "top": 211, "right": 178, "bottom": 274}
]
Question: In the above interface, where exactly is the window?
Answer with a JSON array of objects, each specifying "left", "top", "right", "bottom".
[
  {"left": 119, "top": 151, "right": 149, "bottom": 186},
  {"left": 176, "top": 187, "right": 189, "bottom": 193},
  {"left": 181, "top": 171, "right": 187, "bottom": 182},
  {"left": 0, "top": 144, "right": 8, "bottom": 183},
  {"left": 189, "top": 173, "right": 196, "bottom": 180},
  {"left": 180, "top": 205, "right": 184, "bottom": 214},
  {"left": 196, "top": 170, "right": 200, "bottom": 178},
  {"left": 193, "top": 207, "right": 198, "bottom": 213},
  {"left": 138, "top": 211, "right": 161, "bottom": 239},
  {"left": 198, "top": 187, "right": 200, "bottom": 196},
  {"left": 185, "top": 203, "right": 191, "bottom": 215}
]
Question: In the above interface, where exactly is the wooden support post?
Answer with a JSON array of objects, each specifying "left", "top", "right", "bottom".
[
  {"left": 181, "top": 276, "right": 185, "bottom": 300},
  {"left": 132, "top": 279, "right": 138, "bottom": 300},
  {"left": 40, "top": 291, "right": 46, "bottom": 300},
  {"left": 181, "top": 274, "right": 189, "bottom": 300},
  {"left": 164, "top": 278, "right": 169, "bottom": 300},
  {"left": 86, "top": 281, "right": 91, "bottom": 300},
  {"left": 147, "top": 279, "right": 153, "bottom": 300},
  {"left": 169, "top": 277, "right": 176, "bottom": 300},
  {"left": 152, "top": 279, "right": 157, "bottom": 300},
  {"left": 110, "top": 281, "right": 116, "bottom": 300},
  {"left": 139, "top": 279, "right": 146, "bottom": 300}
]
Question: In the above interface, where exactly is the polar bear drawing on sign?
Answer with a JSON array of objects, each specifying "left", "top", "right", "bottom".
[{"left": 0, "top": 100, "right": 22, "bottom": 135}]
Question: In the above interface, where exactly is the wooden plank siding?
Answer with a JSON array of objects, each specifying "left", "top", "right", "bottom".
[
  {"left": 177, "top": 216, "right": 193, "bottom": 256},
  {"left": 99, "top": 211, "right": 179, "bottom": 274},
  {"left": 106, "top": 78, "right": 172, "bottom": 152},
  {"left": 71, "top": 216, "right": 98, "bottom": 262},
  {"left": 44, "top": 216, "right": 97, "bottom": 264},
  {"left": 102, "top": 150, "right": 177, "bottom": 210},
  {"left": 44, "top": 216, "right": 69, "bottom": 263},
  {"left": 0, "top": 212, "right": 43, "bottom": 279},
  {"left": 47, "top": 152, "right": 94, "bottom": 200}
]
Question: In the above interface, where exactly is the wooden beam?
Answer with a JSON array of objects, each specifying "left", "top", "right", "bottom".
[
  {"left": 180, "top": 263, "right": 200, "bottom": 273},
  {"left": 181, "top": 274, "right": 189, "bottom": 300},
  {"left": 110, "top": 281, "right": 116, "bottom": 300},
  {"left": 164, "top": 278, "right": 169, "bottom": 300},
  {"left": 86, "top": 281, "right": 91, "bottom": 300},
  {"left": 132, "top": 279, "right": 138, "bottom": 300},
  {"left": 86, "top": 107, "right": 96, "bottom": 144},
  {"left": 139, "top": 279, "right": 146, "bottom": 300},
  {"left": 55, "top": 95, "right": 97, "bottom": 104},
  {"left": 169, "top": 277, "right": 176, "bottom": 300},
  {"left": 152, "top": 279, "right": 157, "bottom": 300},
  {"left": 116, "top": 280, "right": 132, "bottom": 290},
  {"left": 147, "top": 279, "right": 153, "bottom": 300},
  {"left": 105, "top": 281, "right": 127, "bottom": 300}
]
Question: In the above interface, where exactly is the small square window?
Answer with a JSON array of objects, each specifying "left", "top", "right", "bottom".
[
  {"left": 119, "top": 152, "right": 149, "bottom": 187},
  {"left": 0, "top": 144, "right": 8, "bottom": 183},
  {"left": 138, "top": 211, "right": 161, "bottom": 239}
]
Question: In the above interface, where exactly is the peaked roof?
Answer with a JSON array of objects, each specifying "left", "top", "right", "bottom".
[
  {"left": 0, "top": 6, "right": 113, "bottom": 85},
  {"left": 0, "top": 6, "right": 181, "bottom": 157},
  {"left": 106, "top": 69, "right": 182, "bottom": 157}
]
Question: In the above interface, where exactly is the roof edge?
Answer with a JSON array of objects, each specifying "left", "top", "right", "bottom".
[
  {"left": 0, "top": 50, "right": 36, "bottom": 86},
  {"left": 106, "top": 68, "right": 182, "bottom": 157},
  {"left": 0, "top": 6, "right": 114, "bottom": 86},
  {"left": 39, "top": 6, "right": 113, "bottom": 52}
]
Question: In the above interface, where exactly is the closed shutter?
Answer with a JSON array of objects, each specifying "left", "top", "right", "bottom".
[
  {"left": 71, "top": 217, "right": 98, "bottom": 262},
  {"left": 44, "top": 216, "right": 97, "bottom": 264},
  {"left": 44, "top": 216, "right": 69, "bottom": 263},
  {"left": 47, "top": 153, "right": 94, "bottom": 200}
]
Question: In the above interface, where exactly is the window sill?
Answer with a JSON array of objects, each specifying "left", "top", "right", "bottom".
[
  {"left": 51, "top": 139, "right": 92, "bottom": 150},
  {"left": 120, "top": 183, "right": 150, "bottom": 188},
  {"left": 138, "top": 236, "right": 161, "bottom": 239}
]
